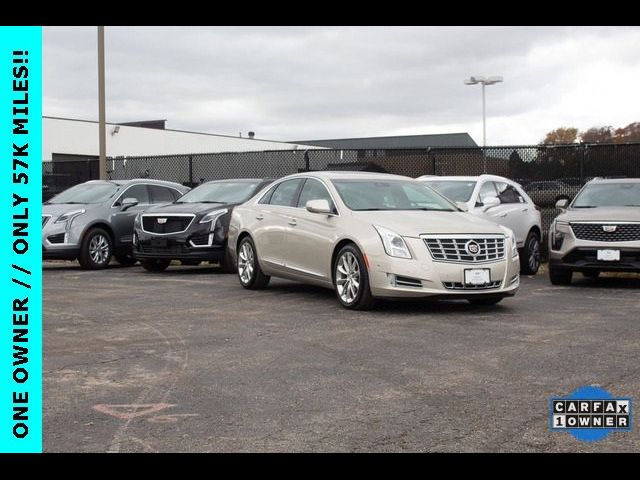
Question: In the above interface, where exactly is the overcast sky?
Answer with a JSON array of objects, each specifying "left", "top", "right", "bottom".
[{"left": 43, "top": 26, "right": 640, "bottom": 145}]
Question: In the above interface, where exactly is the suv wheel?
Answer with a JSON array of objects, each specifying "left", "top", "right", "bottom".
[
  {"left": 520, "top": 231, "right": 541, "bottom": 275},
  {"left": 141, "top": 259, "right": 171, "bottom": 272},
  {"left": 333, "top": 244, "right": 373, "bottom": 310},
  {"left": 78, "top": 228, "right": 113, "bottom": 269},
  {"left": 549, "top": 266, "right": 573, "bottom": 285},
  {"left": 237, "top": 237, "right": 270, "bottom": 289}
]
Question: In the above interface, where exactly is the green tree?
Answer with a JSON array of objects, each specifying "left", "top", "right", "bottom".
[{"left": 541, "top": 127, "right": 578, "bottom": 145}]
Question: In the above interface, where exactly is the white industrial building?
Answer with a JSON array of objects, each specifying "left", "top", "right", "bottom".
[{"left": 43, "top": 116, "right": 316, "bottom": 162}]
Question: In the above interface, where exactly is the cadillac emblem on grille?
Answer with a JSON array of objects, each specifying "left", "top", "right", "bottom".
[
  {"left": 603, "top": 225, "right": 617, "bottom": 232},
  {"left": 157, "top": 218, "right": 167, "bottom": 224},
  {"left": 465, "top": 240, "right": 481, "bottom": 256}
]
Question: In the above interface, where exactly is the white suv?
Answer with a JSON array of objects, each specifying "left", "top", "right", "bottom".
[{"left": 418, "top": 175, "right": 542, "bottom": 274}]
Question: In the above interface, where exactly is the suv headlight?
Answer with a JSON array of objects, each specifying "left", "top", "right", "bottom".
[
  {"left": 508, "top": 231, "right": 518, "bottom": 258},
  {"left": 55, "top": 209, "right": 86, "bottom": 225},
  {"left": 199, "top": 208, "right": 228, "bottom": 228},
  {"left": 551, "top": 220, "right": 570, "bottom": 250},
  {"left": 374, "top": 225, "right": 412, "bottom": 259}
]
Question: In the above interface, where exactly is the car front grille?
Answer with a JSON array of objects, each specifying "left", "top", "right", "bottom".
[
  {"left": 442, "top": 280, "right": 502, "bottom": 290},
  {"left": 141, "top": 215, "right": 194, "bottom": 234},
  {"left": 570, "top": 223, "right": 640, "bottom": 242},
  {"left": 42, "top": 215, "right": 51, "bottom": 227},
  {"left": 422, "top": 235, "right": 506, "bottom": 263}
]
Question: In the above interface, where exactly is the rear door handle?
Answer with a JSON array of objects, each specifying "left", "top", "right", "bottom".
[
  {"left": 498, "top": 213, "right": 507, "bottom": 218},
  {"left": 522, "top": 208, "right": 528, "bottom": 213},
  {"left": 288, "top": 218, "right": 297, "bottom": 226},
  {"left": 255, "top": 215, "right": 264, "bottom": 221}
]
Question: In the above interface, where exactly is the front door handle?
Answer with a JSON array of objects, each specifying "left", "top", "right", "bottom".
[
  {"left": 256, "top": 215, "right": 264, "bottom": 221},
  {"left": 522, "top": 208, "right": 528, "bottom": 213},
  {"left": 288, "top": 219, "right": 297, "bottom": 226},
  {"left": 498, "top": 213, "right": 508, "bottom": 218}
]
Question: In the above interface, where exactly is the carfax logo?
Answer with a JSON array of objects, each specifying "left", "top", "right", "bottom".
[{"left": 550, "top": 386, "right": 632, "bottom": 442}]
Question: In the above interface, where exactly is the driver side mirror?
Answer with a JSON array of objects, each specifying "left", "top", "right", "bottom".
[
  {"left": 481, "top": 196, "right": 500, "bottom": 212},
  {"left": 555, "top": 198, "right": 569, "bottom": 211},
  {"left": 306, "top": 199, "right": 332, "bottom": 214},
  {"left": 121, "top": 197, "right": 139, "bottom": 211}
]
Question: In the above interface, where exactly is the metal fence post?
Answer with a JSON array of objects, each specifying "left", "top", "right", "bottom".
[
  {"left": 579, "top": 143, "right": 585, "bottom": 185},
  {"left": 188, "top": 155, "right": 193, "bottom": 186}
]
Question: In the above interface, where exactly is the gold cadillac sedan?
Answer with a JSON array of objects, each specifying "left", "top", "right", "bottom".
[{"left": 228, "top": 172, "right": 520, "bottom": 310}]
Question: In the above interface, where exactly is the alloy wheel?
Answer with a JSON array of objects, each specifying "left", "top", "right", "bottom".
[
  {"left": 336, "top": 251, "right": 360, "bottom": 304},
  {"left": 238, "top": 242, "right": 255, "bottom": 284},
  {"left": 89, "top": 234, "right": 110, "bottom": 265},
  {"left": 528, "top": 236, "right": 540, "bottom": 273}
]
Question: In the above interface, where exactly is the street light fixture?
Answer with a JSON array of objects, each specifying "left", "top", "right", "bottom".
[{"left": 464, "top": 75, "right": 503, "bottom": 148}]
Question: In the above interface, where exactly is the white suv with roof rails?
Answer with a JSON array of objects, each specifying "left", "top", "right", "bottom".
[{"left": 418, "top": 174, "right": 542, "bottom": 274}]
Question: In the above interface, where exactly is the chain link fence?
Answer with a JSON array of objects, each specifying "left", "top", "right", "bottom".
[{"left": 43, "top": 143, "right": 640, "bottom": 253}]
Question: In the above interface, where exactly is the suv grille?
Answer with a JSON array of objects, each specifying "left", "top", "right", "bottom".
[
  {"left": 142, "top": 215, "right": 194, "bottom": 234},
  {"left": 571, "top": 223, "right": 640, "bottom": 242},
  {"left": 422, "top": 236, "right": 506, "bottom": 263},
  {"left": 139, "top": 244, "right": 188, "bottom": 255}
]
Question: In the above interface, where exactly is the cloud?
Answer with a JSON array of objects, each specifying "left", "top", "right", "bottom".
[{"left": 43, "top": 26, "right": 640, "bottom": 145}]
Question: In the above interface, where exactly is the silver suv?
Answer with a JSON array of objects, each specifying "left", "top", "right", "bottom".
[
  {"left": 548, "top": 178, "right": 640, "bottom": 284},
  {"left": 42, "top": 179, "right": 189, "bottom": 269}
]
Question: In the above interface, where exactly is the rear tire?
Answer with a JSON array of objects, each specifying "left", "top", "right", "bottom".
[
  {"left": 549, "top": 266, "right": 573, "bottom": 285},
  {"left": 468, "top": 297, "right": 503, "bottom": 306},
  {"left": 141, "top": 259, "right": 171, "bottom": 272},
  {"left": 78, "top": 228, "right": 113, "bottom": 270},
  {"left": 520, "top": 231, "right": 540, "bottom": 275},
  {"left": 237, "top": 237, "right": 270, "bottom": 289},
  {"left": 333, "top": 244, "right": 374, "bottom": 310}
]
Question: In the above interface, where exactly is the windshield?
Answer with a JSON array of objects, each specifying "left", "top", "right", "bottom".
[
  {"left": 47, "top": 182, "right": 120, "bottom": 204},
  {"left": 176, "top": 181, "right": 261, "bottom": 204},
  {"left": 420, "top": 180, "right": 477, "bottom": 202},
  {"left": 572, "top": 182, "right": 640, "bottom": 208},
  {"left": 332, "top": 179, "right": 458, "bottom": 212}
]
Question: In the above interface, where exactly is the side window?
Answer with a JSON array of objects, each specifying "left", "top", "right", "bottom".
[
  {"left": 268, "top": 179, "right": 303, "bottom": 207},
  {"left": 149, "top": 185, "right": 177, "bottom": 204},
  {"left": 258, "top": 184, "right": 277, "bottom": 205},
  {"left": 297, "top": 179, "right": 334, "bottom": 209},
  {"left": 478, "top": 182, "right": 498, "bottom": 203},
  {"left": 116, "top": 184, "right": 149, "bottom": 206},
  {"left": 495, "top": 182, "right": 523, "bottom": 204}
]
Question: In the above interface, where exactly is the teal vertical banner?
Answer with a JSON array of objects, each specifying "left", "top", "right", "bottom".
[{"left": 0, "top": 26, "right": 42, "bottom": 453}]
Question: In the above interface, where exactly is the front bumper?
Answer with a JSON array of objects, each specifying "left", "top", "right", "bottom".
[
  {"left": 42, "top": 216, "right": 81, "bottom": 260},
  {"left": 133, "top": 226, "right": 227, "bottom": 262},
  {"left": 366, "top": 236, "right": 520, "bottom": 299},
  {"left": 548, "top": 227, "right": 640, "bottom": 273}
]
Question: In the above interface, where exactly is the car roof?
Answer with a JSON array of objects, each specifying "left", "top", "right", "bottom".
[
  {"left": 587, "top": 177, "right": 640, "bottom": 184},
  {"left": 200, "top": 178, "right": 271, "bottom": 185},
  {"left": 282, "top": 171, "right": 412, "bottom": 181},
  {"left": 418, "top": 174, "right": 515, "bottom": 183},
  {"left": 83, "top": 178, "right": 187, "bottom": 188}
]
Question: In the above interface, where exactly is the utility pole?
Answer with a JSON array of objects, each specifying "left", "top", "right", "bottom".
[{"left": 98, "top": 26, "right": 107, "bottom": 179}]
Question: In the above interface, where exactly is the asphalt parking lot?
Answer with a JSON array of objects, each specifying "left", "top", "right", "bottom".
[{"left": 43, "top": 261, "right": 640, "bottom": 452}]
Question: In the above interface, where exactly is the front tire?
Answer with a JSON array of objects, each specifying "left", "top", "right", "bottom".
[
  {"left": 141, "top": 259, "right": 171, "bottom": 272},
  {"left": 549, "top": 266, "right": 573, "bottom": 285},
  {"left": 333, "top": 244, "right": 373, "bottom": 310},
  {"left": 520, "top": 230, "right": 541, "bottom": 275},
  {"left": 78, "top": 228, "right": 113, "bottom": 269},
  {"left": 237, "top": 237, "right": 270, "bottom": 289}
]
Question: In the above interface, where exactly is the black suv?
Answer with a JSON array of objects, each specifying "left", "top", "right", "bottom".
[{"left": 133, "top": 178, "right": 273, "bottom": 272}]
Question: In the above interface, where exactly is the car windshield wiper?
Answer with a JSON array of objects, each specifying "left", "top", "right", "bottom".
[
  {"left": 199, "top": 200, "right": 227, "bottom": 204},
  {"left": 623, "top": 204, "right": 640, "bottom": 207},
  {"left": 50, "top": 201, "right": 86, "bottom": 204},
  {"left": 573, "top": 205, "right": 596, "bottom": 208}
]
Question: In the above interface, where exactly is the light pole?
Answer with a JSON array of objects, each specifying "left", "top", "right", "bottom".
[
  {"left": 98, "top": 26, "right": 107, "bottom": 180},
  {"left": 464, "top": 75, "right": 503, "bottom": 147}
]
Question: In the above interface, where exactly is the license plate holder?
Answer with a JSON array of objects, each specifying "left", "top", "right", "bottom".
[
  {"left": 151, "top": 237, "right": 168, "bottom": 248},
  {"left": 464, "top": 268, "right": 491, "bottom": 286},
  {"left": 597, "top": 249, "right": 620, "bottom": 261}
]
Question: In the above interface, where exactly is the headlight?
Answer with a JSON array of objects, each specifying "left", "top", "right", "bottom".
[
  {"left": 374, "top": 225, "right": 412, "bottom": 259},
  {"left": 551, "top": 220, "right": 570, "bottom": 250},
  {"left": 134, "top": 213, "right": 142, "bottom": 225},
  {"left": 199, "top": 208, "right": 228, "bottom": 227},
  {"left": 510, "top": 233, "right": 518, "bottom": 258},
  {"left": 55, "top": 209, "right": 86, "bottom": 225}
]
